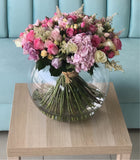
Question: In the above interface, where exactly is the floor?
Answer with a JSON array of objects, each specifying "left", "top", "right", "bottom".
[{"left": 0, "top": 130, "right": 139, "bottom": 160}]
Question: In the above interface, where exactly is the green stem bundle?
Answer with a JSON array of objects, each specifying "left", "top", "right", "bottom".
[{"left": 33, "top": 74, "right": 104, "bottom": 122}]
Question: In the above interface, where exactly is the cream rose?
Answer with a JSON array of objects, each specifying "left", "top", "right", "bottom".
[
  {"left": 95, "top": 50, "right": 107, "bottom": 63},
  {"left": 103, "top": 39, "right": 116, "bottom": 51},
  {"left": 14, "top": 38, "right": 22, "bottom": 47},
  {"left": 41, "top": 50, "right": 47, "bottom": 58}
]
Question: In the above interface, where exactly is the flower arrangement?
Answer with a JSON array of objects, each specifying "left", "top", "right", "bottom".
[{"left": 15, "top": 5, "right": 123, "bottom": 121}]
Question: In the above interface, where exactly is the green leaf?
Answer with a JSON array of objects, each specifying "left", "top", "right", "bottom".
[
  {"left": 60, "top": 30, "right": 66, "bottom": 36},
  {"left": 66, "top": 64, "right": 75, "bottom": 72},
  {"left": 45, "top": 16, "right": 49, "bottom": 19},
  {"left": 49, "top": 65, "right": 62, "bottom": 77},
  {"left": 36, "top": 58, "right": 50, "bottom": 71},
  {"left": 77, "top": 17, "right": 83, "bottom": 23},
  {"left": 104, "top": 22, "right": 111, "bottom": 32},
  {"left": 94, "top": 63, "right": 99, "bottom": 68},
  {"left": 88, "top": 66, "right": 94, "bottom": 75},
  {"left": 88, "top": 63, "right": 99, "bottom": 75},
  {"left": 62, "top": 62, "right": 75, "bottom": 72}
]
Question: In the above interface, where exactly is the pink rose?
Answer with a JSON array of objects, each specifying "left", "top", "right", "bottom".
[
  {"left": 74, "top": 29, "right": 78, "bottom": 35},
  {"left": 78, "top": 29, "right": 82, "bottom": 33},
  {"left": 101, "top": 46, "right": 110, "bottom": 54},
  {"left": 26, "top": 30, "right": 35, "bottom": 42},
  {"left": 67, "top": 15, "right": 77, "bottom": 23},
  {"left": 91, "top": 35, "right": 101, "bottom": 47},
  {"left": 42, "top": 23, "right": 47, "bottom": 28},
  {"left": 19, "top": 32, "right": 24, "bottom": 38},
  {"left": 51, "top": 58, "right": 62, "bottom": 69},
  {"left": 42, "top": 17, "right": 49, "bottom": 28},
  {"left": 34, "top": 38, "right": 44, "bottom": 50},
  {"left": 107, "top": 51, "right": 115, "bottom": 58},
  {"left": 104, "top": 33, "right": 110, "bottom": 37},
  {"left": 58, "top": 19, "right": 67, "bottom": 28},
  {"left": 81, "top": 22, "right": 86, "bottom": 28},
  {"left": 44, "top": 40, "right": 54, "bottom": 48},
  {"left": 113, "top": 38, "right": 122, "bottom": 50},
  {"left": 47, "top": 43, "right": 59, "bottom": 55},
  {"left": 53, "top": 13, "right": 59, "bottom": 21},
  {"left": 25, "top": 24, "right": 33, "bottom": 31},
  {"left": 66, "top": 28, "right": 74, "bottom": 37},
  {"left": 28, "top": 24, "right": 33, "bottom": 29},
  {"left": 51, "top": 28, "right": 62, "bottom": 41},
  {"left": 28, "top": 48, "right": 39, "bottom": 61},
  {"left": 42, "top": 17, "right": 49, "bottom": 24},
  {"left": 34, "top": 19, "right": 41, "bottom": 26},
  {"left": 83, "top": 16, "right": 89, "bottom": 23},
  {"left": 89, "top": 25, "right": 97, "bottom": 33},
  {"left": 101, "top": 17, "right": 106, "bottom": 23},
  {"left": 100, "top": 36, "right": 106, "bottom": 43},
  {"left": 47, "top": 19, "right": 53, "bottom": 28},
  {"left": 21, "top": 38, "right": 27, "bottom": 47}
]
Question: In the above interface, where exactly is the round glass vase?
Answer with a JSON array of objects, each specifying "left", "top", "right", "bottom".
[{"left": 28, "top": 63, "right": 109, "bottom": 122}]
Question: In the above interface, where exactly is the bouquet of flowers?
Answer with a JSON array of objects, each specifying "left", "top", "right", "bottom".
[{"left": 15, "top": 5, "right": 123, "bottom": 121}]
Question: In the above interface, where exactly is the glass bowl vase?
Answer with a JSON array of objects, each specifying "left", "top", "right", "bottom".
[{"left": 28, "top": 63, "right": 109, "bottom": 122}]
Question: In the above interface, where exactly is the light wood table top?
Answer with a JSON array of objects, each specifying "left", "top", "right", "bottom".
[{"left": 7, "top": 83, "right": 132, "bottom": 159}]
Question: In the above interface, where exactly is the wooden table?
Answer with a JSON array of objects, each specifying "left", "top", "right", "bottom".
[{"left": 7, "top": 83, "right": 132, "bottom": 160}]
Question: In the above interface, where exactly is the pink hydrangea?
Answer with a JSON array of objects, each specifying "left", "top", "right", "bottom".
[
  {"left": 113, "top": 38, "right": 122, "bottom": 50},
  {"left": 67, "top": 33, "right": 96, "bottom": 73},
  {"left": 34, "top": 38, "right": 44, "bottom": 50}
]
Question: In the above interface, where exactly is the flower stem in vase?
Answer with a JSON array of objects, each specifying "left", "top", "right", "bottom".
[{"left": 32, "top": 72, "right": 105, "bottom": 122}]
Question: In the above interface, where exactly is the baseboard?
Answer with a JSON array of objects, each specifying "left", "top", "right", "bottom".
[
  {"left": 120, "top": 103, "right": 140, "bottom": 128},
  {"left": 0, "top": 104, "right": 12, "bottom": 131}
]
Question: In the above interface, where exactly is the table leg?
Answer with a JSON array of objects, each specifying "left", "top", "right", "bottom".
[
  {"left": 7, "top": 157, "right": 21, "bottom": 160},
  {"left": 116, "top": 154, "right": 131, "bottom": 160}
]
